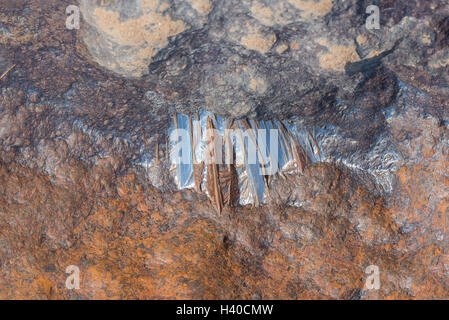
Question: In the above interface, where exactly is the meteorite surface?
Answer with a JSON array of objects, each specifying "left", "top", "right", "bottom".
[{"left": 0, "top": 0, "right": 448, "bottom": 299}]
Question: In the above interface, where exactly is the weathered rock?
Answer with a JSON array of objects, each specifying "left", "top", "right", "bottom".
[
  {"left": 0, "top": 0, "right": 448, "bottom": 300},
  {"left": 80, "top": 0, "right": 212, "bottom": 78},
  {"left": 78, "top": 0, "right": 448, "bottom": 123},
  {"left": 77, "top": 0, "right": 372, "bottom": 119}
]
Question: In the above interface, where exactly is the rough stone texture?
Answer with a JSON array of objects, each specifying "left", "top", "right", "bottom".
[
  {"left": 79, "top": 0, "right": 448, "bottom": 121},
  {"left": 80, "top": 0, "right": 212, "bottom": 78},
  {"left": 0, "top": 0, "right": 448, "bottom": 299}
]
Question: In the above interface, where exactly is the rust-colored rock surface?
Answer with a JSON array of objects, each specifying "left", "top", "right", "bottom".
[
  {"left": 0, "top": 148, "right": 447, "bottom": 299},
  {"left": 0, "top": 0, "right": 448, "bottom": 299}
]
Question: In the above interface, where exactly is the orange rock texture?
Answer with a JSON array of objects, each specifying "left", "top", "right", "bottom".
[
  {"left": 0, "top": 0, "right": 448, "bottom": 300},
  {"left": 0, "top": 131, "right": 447, "bottom": 299}
]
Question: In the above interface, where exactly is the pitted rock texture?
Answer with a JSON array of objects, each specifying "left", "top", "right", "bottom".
[
  {"left": 79, "top": 0, "right": 448, "bottom": 122},
  {"left": 80, "top": 0, "right": 213, "bottom": 78},
  {"left": 0, "top": 149, "right": 447, "bottom": 299},
  {"left": 0, "top": 0, "right": 448, "bottom": 300}
]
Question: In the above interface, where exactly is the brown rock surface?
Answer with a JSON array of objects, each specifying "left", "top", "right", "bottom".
[
  {"left": 0, "top": 123, "right": 447, "bottom": 299},
  {"left": 0, "top": 0, "right": 448, "bottom": 300}
]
